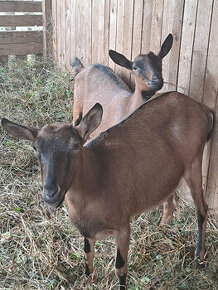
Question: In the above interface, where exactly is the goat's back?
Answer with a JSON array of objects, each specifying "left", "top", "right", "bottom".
[{"left": 85, "top": 92, "right": 212, "bottom": 216}]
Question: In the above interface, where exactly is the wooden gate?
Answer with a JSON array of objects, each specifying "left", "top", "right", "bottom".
[{"left": 0, "top": 0, "right": 52, "bottom": 62}]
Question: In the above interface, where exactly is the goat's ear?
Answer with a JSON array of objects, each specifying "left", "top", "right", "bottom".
[
  {"left": 158, "top": 33, "right": 173, "bottom": 59},
  {"left": 109, "top": 50, "right": 133, "bottom": 70},
  {"left": 76, "top": 103, "right": 103, "bottom": 141},
  {"left": 1, "top": 118, "right": 38, "bottom": 141}
]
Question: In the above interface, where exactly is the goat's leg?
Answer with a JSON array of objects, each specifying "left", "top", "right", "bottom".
[
  {"left": 84, "top": 237, "right": 96, "bottom": 276},
  {"left": 114, "top": 225, "right": 130, "bottom": 290},
  {"left": 160, "top": 192, "right": 179, "bottom": 225},
  {"left": 184, "top": 157, "right": 208, "bottom": 261}
]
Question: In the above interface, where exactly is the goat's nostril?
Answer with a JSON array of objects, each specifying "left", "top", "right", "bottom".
[{"left": 44, "top": 184, "right": 59, "bottom": 197}]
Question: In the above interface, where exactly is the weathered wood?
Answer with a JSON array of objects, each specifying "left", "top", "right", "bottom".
[
  {"left": 130, "top": 0, "right": 144, "bottom": 89},
  {"left": 177, "top": 0, "right": 198, "bottom": 95},
  {"left": 42, "top": 0, "right": 52, "bottom": 56},
  {"left": 0, "top": 15, "right": 43, "bottom": 27},
  {"left": 115, "top": 0, "right": 125, "bottom": 76},
  {"left": 65, "top": 0, "right": 71, "bottom": 70},
  {"left": 122, "top": 0, "right": 134, "bottom": 85},
  {"left": 92, "top": 0, "right": 105, "bottom": 64},
  {"left": 150, "top": 0, "right": 164, "bottom": 53},
  {"left": 70, "top": 0, "right": 76, "bottom": 64},
  {"left": 104, "top": 0, "right": 110, "bottom": 66},
  {"left": 109, "top": 0, "right": 118, "bottom": 70},
  {"left": 189, "top": 0, "right": 213, "bottom": 102},
  {"left": 56, "top": 0, "right": 62, "bottom": 68},
  {"left": 60, "top": 0, "right": 66, "bottom": 69},
  {"left": 52, "top": 0, "right": 57, "bottom": 62},
  {"left": 0, "top": 1, "right": 42, "bottom": 13},
  {"left": 0, "top": 42, "right": 43, "bottom": 56},
  {"left": 160, "top": 0, "right": 184, "bottom": 92},
  {"left": 83, "top": 0, "right": 92, "bottom": 66},
  {"left": 141, "top": 0, "right": 153, "bottom": 53},
  {"left": 203, "top": 0, "right": 218, "bottom": 224},
  {"left": 0, "top": 31, "right": 42, "bottom": 44}
]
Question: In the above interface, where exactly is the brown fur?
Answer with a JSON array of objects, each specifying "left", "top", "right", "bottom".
[{"left": 1, "top": 92, "right": 214, "bottom": 289}]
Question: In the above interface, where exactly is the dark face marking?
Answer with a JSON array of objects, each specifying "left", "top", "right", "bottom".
[
  {"left": 33, "top": 123, "right": 82, "bottom": 207},
  {"left": 196, "top": 212, "right": 205, "bottom": 259},
  {"left": 133, "top": 52, "right": 163, "bottom": 91},
  {"left": 84, "top": 238, "right": 91, "bottom": 253},
  {"left": 115, "top": 249, "right": 125, "bottom": 269}
]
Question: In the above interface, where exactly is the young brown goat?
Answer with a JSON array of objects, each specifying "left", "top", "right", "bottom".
[
  {"left": 72, "top": 33, "right": 173, "bottom": 134},
  {"left": 2, "top": 92, "right": 214, "bottom": 289}
]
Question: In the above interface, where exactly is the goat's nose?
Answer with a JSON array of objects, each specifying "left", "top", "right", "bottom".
[{"left": 43, "top": 184, "right": 59, "bottom": 197}]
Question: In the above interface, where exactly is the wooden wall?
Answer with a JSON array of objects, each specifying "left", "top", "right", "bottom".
[
  {"left": 52, "top": 0, "right": 218, "bottom": 223},
  {"left": 0, "top": 0, "right": 52, "bottom": 60}
]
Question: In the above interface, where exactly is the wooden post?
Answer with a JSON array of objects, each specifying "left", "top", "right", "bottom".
[{"left": 42, "top": 0, "right": 52, "bottom": 56}]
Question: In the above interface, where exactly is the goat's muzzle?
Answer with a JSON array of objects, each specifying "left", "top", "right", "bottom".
[{"left": 43, "top": 185, "right": 64, "bottom": 208}]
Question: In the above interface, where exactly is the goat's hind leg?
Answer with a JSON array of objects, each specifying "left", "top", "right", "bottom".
[
  {"left": 184, "top": 157, "right": 208, "bottom": 261},
  {"left": 160, "top": 192, "right": 179, "bottom": 225}
]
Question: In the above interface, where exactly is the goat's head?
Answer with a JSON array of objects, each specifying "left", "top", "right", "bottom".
[
  {"left": 1, "top": 103, "right": 103, "bottom": 208},
  {"left": 109, "top": 33, "right": 173, "bottom": 92}
]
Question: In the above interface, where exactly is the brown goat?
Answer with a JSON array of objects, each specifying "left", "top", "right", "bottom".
[
  {"left": 2, "top": 92, "right": 214, "bottom": 289},
  {"left": 72, "top": 34, "right": 175, "bottom": 226},
  {"left": 72, "top": 33, "right": 173, "bottom": 134}
]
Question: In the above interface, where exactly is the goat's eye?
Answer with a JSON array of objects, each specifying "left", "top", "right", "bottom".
[
  {"left": 133, "top": 66, "right": 137, "bottom": 71},
  {"left": 73, "top": 143, "right": 80, "bottom": 150}
]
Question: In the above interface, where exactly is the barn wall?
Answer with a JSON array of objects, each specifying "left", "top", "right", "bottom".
[{"left": 52, "top": 0, "right": 218, "bottom": 223}]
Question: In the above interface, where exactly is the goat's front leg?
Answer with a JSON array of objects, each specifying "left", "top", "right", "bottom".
[
  {"left": 114, "top": 225, "right": 130, "bottom": 289},
  {"left": 83, "top": 237, "right": 96, "bottom": 277}
]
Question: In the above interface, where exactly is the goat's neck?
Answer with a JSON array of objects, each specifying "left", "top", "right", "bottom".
[
  {"left": 129, "top": 87, "right": 147, "bottom": 113},
  {"left": 68, "top": 147, "right": 103, "bottom": 203}
]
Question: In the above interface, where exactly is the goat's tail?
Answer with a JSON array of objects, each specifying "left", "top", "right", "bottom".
[
  {"left": 207, "top": 109, "right": 215, "bottom": 142},
  {"left": 71, "top": 57, "right": 84, "bottom": 75}
]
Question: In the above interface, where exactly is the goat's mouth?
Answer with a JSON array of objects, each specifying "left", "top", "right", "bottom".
[
  {"left": 43, "top": 192, "right": 65, "bottom": 208},
  {"left": 148, "top": 80, "right": 163, "bottom": 91}
]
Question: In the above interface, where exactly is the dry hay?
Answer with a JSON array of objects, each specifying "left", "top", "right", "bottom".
[{"left": 0, "top": 57, "right": 217, "bottom": 290}]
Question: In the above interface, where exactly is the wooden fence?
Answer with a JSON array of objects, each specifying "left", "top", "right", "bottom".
[
  {"left": 52, "top": 0, "right": 218, "bottom": 223},
  {"left": 0, "top": 0, "right": 52, "bottom": 61}
]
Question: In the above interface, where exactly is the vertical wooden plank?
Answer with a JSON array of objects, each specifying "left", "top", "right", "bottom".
[
  {"left": 149, "top": 0, "right": 164, "bottom": 53},
  {"left": 177, "top": 0, "right": 198, "bottom": 94},
  {"left": 122, "top": 0, "right": 134, "bottom": 85},
  {"left": 52, "top": 0, "right": 57, "bottom": 62},
  {"left": 109, "top": 0, "right": 118, "bottom": 70},
  {"left": 56, "top": 0, "right": 61, "bottom": 67},
  {"left": 42, "top": 0, "right": 52, "bottom": 56},
  {"left": 131, "top": 0, "right": 144, "bottom": 57},
  {"left": 188, "top": 0, "right": 213, "bottom": 193},
  {"left": 65, "top": 0, "right": 71, "bottom": 70},
  {"left": 141, "top": 0, "right": 153, "bottom": 53},
  {"left": 60, "top": 0, "right": 66, "bottom": 69},
  {"left": 160, "top": 0, "right": 184, "bottom": 92},
  {"left": 104, "top": 0, "right": 110, "bottom": 66},
  {"left": 92, "top": 0, "right": 105, "bottom": 64},
  {"left": 114, "top": 0, "right": 125, "bottom": 75},
  {"left": 189, "top": 0, "right": 213, "bottom": 102},
  {"left": 84, "top": 0, "right": 92, "bottom": 66},
  {"left": 70, "top": 0, "right": 76, "bottom": 63},
  {"left": 75, "top": 1, "right": 85, "bottom": 63},
  {"left": 130, "top": 0, "right": 144, "bottom": 89},
  {"left": 204, "top": 0, "right": 218, "bottom": 224}
]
